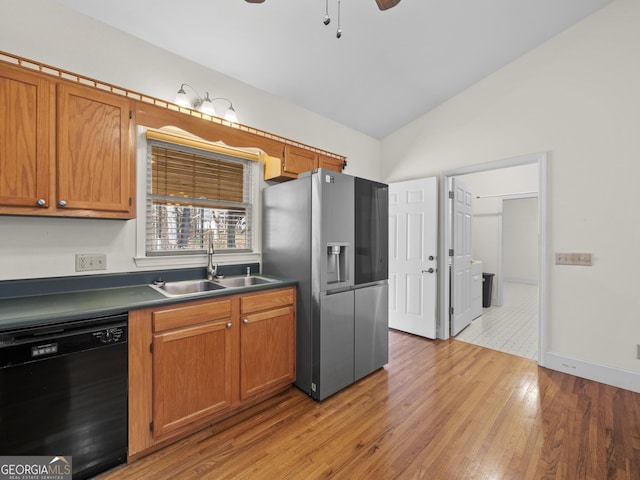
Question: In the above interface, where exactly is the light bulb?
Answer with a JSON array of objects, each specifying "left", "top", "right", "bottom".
[
  {"left": 199, "top": 93, "right": 216, "bottom": 116},
  {"left": 224, "top": 106, "right": 238, "bottom": 123}
]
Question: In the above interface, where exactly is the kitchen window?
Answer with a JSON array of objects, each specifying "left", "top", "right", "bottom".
[{"left": 138, "top": 127, "right": 261, "bottom": 264}]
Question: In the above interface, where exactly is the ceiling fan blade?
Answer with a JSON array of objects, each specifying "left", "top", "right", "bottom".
[{"left": 375, "top": 0, "right": 401, "bottom": 10}]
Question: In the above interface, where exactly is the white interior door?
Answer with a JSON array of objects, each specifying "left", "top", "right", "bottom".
[
  {"left": 388, "top": 177, "right": 438, "bottom": 339},
  {"left": 451, "top": 178, "right": 474, "bottom": 336}
]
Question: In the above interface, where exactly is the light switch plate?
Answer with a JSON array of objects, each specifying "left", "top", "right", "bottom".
[{"left": 555, "top": 253, "right": 592, "bottom": 266}]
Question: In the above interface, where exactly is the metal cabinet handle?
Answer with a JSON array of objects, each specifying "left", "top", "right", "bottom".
[
  {"left": 243, "top": 319, "right": 249, "bottom": 324},
  {"left": 58, "top": 200, "right": 68, "bottom": 207},
  {"left": 36, "top": 198, "right": 46, "bottom": 206},
  {"left": 226, "top": 322, "right": 232, "bottom": 328}
]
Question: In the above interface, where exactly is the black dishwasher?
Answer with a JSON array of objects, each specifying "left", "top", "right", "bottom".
[{"left": 0, "top": 314, "right": 128, "bottom": 480}]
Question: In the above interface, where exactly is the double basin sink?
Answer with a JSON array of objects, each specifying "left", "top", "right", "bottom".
[{"left": 151, "top": 275, "right": 280, "bottom": 298}]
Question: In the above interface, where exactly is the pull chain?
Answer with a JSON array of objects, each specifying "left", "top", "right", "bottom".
[
  {"left": 324, "top": 0, "right": 331, "bottom": 25},
  {"left": 322, "top": 0, "right": 342, "bottom": 39},
  {"left": 336, "top": 0, "right": 342, "bottom": 38}
]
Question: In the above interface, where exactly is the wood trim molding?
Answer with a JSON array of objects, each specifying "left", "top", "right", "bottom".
[
  {"left": 0, "top": 50, "right": 346, "bottom": 163},
  {"left": 146, "top": 126, "right": 262, "bottom": 162}
]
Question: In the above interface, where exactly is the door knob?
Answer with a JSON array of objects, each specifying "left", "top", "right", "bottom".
[{"left": 421, "top": 268, "right": 435, "bottom": 274}]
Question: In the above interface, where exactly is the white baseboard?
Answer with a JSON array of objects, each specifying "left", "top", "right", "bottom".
[{"left": 545, "top": 352, "right": 640, "bottom": 393}]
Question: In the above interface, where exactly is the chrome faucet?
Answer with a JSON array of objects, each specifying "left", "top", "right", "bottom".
[{"left": 207, "top": 232, "right": 218, "bottom": 280}]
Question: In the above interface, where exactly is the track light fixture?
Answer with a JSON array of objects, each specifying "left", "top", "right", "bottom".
[{"left": 174, "top": 83, "right": 238, "bottom": 123}]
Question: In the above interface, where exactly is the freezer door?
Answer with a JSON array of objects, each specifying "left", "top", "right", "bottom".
[
  {"left": 315, "top": 290, "right": 355, "bottom": 400},
  {"left": 354, "top": 283, "right": 389, "bottom": 381}
]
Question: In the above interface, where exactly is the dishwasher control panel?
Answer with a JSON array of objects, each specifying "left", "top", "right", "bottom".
[
  {"left": 0, "top": 314, "right": 128, "bottom": 367},
  {"left": 92, "top": 326, "right": 126, "bottom": 344}
]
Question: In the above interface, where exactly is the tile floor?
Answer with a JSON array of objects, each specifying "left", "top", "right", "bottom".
[{"left": 455, "top": 282, "right": 538, "bottom": 361}]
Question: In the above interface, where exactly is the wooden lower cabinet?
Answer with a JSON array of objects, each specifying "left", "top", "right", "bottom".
[
  {"left": 128, "top": 286, "right": 296, "bottom": 459},
  {"left": 240, "top": 289, "right": 296, "bottom": 400},
  {"left": 151, "top": 299, "right": 235, "bottom": 437}
]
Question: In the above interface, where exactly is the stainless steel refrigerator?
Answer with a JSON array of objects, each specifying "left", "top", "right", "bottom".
[{"left": 263, "top": 169, "right": 388, "bottom": 400}]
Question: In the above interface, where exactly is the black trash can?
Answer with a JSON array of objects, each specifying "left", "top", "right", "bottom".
[{"left": 482, "top": 273, "right": 494, "bottom": 308}]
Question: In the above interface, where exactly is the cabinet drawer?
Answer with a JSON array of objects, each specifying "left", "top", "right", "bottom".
[
  {"left": 241, "top": 288, "right": 295, "bottom": 315},
  {"left": 153, "top": 298, "right": 232, "bottom": 332}
]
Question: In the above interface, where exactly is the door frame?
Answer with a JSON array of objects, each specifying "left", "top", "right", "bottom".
[{"left": 438, "top": 152, "right": 548, "bottom": 367}]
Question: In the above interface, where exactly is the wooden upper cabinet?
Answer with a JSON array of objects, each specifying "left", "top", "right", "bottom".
[
  {"left": 283, "top": 145, "right": 317, "bottom": 176},
  {"left": 264, "top": 144, "right": 345, "bottom": 182},
  {"left": 0, "top": 65, "right": 52, "bottom": 210},
  {"left": 0, "top": 61, "right": 134, "bottom": 219},
  {"left": 318, "top": 154, "right": 346, "bottom": 173},
  {"left": 57, "top": 83, "right": 134, "bottom": 217}
]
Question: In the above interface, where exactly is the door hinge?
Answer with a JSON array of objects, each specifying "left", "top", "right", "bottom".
[
  {"left": 129, "top": 197, "right": 132, "bottom": 206},
  {"left": 450, "top": 306, "right": 454, "bottom": 315},
  {"left": 150, "top": 343, "right": 154, "bottom": 354},
  {"left": 449, "top": 249, "right": 454, "bottom": 257},
  {"left": 149, "top": 421, "right": 154, "bottom": 433},
  {"left": 129, "top": 110, "right": 133, "bottom": 119},
  {"left": 449, "top": 190, "right": 454, "bottom": 199}
]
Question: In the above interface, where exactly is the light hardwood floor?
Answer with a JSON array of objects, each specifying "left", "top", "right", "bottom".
[{"left": 99, "top": 331, "right": 640, "bottom": 479}]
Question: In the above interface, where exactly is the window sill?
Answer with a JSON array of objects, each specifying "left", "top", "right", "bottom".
[{"left": 134, "top": 252, "right": 261, "bottom": 269}]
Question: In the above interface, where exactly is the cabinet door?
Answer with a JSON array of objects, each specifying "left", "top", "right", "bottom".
[
  {"left": 240, "top": 305, "right": 295, "bottom": 400},
  {"left": 318, "top": 154, "right": 345, "bottom": 173},
  {"left": 57, "top": 83, "right": 133, "bottom": 217},
  {"left": 0, "top": 65, "right": 51, "bottom": 210},
  {"left": 152, "top": 319, "right": 234, "bottom": 437},
  {"left": 283, "top": 145, "right": 317, "bottom": 176}
]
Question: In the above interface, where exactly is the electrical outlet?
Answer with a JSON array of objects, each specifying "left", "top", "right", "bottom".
[
  {"left": 75, "top": 253, "right": 107, "bottom": 272},
  {"left": 555, "top": 253, "right": 592, "bottom": 266}
]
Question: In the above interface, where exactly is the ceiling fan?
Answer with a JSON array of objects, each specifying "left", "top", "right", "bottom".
[{"left": 245, "top": 0, "right": 401, "bottom": 11}]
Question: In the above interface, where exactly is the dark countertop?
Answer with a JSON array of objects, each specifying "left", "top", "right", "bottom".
[{"left": 0, "top": 276, "right": 296, "bottom": 332}]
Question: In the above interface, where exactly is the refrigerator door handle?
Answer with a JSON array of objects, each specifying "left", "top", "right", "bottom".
[
  {"left": 352, "top": 279, "right": 388, "bottom": 290},
  {"left": 321, "top": 286, "right": 353, "bottom": 296}
]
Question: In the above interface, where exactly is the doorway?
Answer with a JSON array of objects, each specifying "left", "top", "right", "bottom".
[{"left": 439, "top": 153, "right": 548, "bottom": 367}]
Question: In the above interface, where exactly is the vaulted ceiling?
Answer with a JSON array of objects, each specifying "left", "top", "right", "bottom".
[{"left": 55, "top": 0, "right": 612, "bottom": 139}]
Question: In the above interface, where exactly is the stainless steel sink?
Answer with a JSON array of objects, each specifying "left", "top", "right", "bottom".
[
  {"left": 212, "top": 275, "right": 279, "bottom": 288},
  {"left": 151, "top": 279, "right": 228, "bottom": 297},
  {"left": 150, "top": 275, "right": 281, "bottom": 297}
]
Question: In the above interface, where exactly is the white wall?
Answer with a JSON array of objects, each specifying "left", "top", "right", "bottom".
[
  {"left": 382, "top": 0, "right": 640, "bottom": 375},
  {"left": 503, "top": 198, "right": 538, "bottom": 283},
  {"left": 457, "top": 164, "right": 538, "bottom": 283},
  {"left": 0, "top": 0, "right": 381, "bottom": 281}
]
